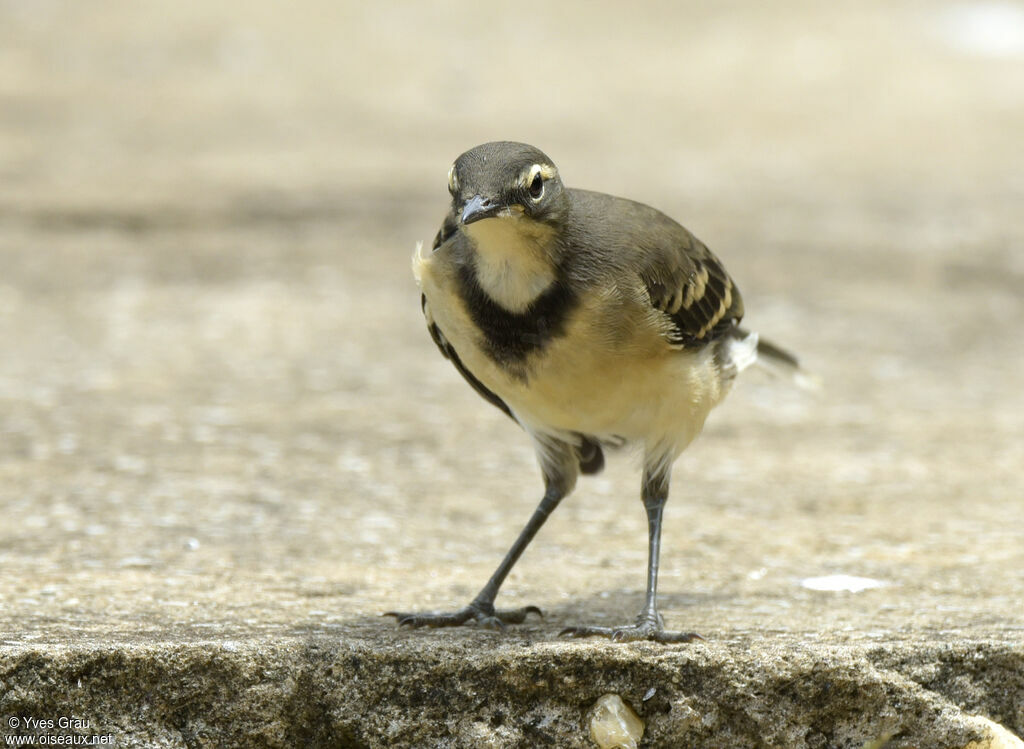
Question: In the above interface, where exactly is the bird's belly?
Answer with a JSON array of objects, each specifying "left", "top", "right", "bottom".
[{"left": 509, "top": 337, "right": 722, "bottom": 453}]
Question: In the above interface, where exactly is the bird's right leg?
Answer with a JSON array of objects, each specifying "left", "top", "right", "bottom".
[
  {"left": 386, "top": 437, "right": 577, "bottom": 631},
  {"left": 561, "top": 464, "right": 702, "bottom": 643}
]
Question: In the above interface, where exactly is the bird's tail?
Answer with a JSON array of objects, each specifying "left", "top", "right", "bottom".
[
  {"left": 747, "top": 331, "right": 819, "bottom": 390},
  {"left": 575, "top": 436, "right": 605, "bottom": 475}
]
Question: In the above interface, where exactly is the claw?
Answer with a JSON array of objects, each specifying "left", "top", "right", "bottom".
[
  {"left": 559, "top": 623, "right": 702, "bottom": 643},
  {"left": 384, "top": 603, "right": 543, "bottom": 631},
  {"left": 383, "top": 612, "right": 414, "bottom": 627},
  {"left": 479, "top": 616, "right": 506, "bottom": 631},
  {"left": 493, "top": 604, "right": 542, "bottom": 624}
]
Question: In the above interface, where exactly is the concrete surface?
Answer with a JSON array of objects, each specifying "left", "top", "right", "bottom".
[{"left": 1, "top": 1, "right": 1023, "bottom": 746}]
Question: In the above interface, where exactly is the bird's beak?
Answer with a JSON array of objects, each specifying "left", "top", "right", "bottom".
[{"left": 461, "top": 194, "right": 504, "bottom": 225}]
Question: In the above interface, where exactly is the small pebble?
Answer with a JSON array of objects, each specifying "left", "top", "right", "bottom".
[
  {"left": 589, "top": 693, "right": 644, "bottom": 749},
  {"left": 800, "top": 574, "right": 886, "bottom": 593}
]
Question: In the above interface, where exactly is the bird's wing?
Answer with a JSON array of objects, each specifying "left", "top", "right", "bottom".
[
  {"left": 421, "top": 293, "right": 515, "bottom": 420},
  {"left": 568, "top": 189, "right": 744, "bottom": 349},
  {"left": 633, "top": 216, "right": 745, "bottom": 348}
]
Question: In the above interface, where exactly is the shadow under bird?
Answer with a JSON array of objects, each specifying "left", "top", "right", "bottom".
[{"left": 390, "top": 141, "right": 801, "bottom": 642}]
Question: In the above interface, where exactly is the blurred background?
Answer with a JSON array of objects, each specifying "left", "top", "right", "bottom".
[{"left": 1, "top": 0, "right": 1022, "bottom": 639}]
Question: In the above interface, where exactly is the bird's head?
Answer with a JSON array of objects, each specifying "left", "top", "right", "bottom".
[{"left": 447, "top": 142, "right": 569, "bottom": 236}]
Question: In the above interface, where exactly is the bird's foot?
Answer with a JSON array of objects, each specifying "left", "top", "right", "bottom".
[
  {"left": 561, "top": 613, "right": 702, "bottom": 643},
  {"left": 385, "top": 600, "right": 542, "bottom": 631}
]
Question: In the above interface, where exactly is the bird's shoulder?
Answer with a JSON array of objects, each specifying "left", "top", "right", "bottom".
[
  {"left": 564, "top": 188, "right": 744, "bottom": 347},
  {"left": 430, "top": 211, "right": 459, "bottom": 252}
]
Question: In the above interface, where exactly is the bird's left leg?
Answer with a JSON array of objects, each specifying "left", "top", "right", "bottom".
[
  {"left": 562, "top": 464, "right": 701, "bottom": 643},
  {"left": 385, "top": 436, "right": 578, "bottom": 631}
]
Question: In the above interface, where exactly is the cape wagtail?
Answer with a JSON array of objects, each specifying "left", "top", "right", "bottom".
[{"left": 391, "top": 141, "right": 801, "bottom": 642}]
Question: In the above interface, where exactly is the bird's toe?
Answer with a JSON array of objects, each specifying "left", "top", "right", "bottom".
[
  {"left": 559, "top": 622, "right": 702, "bottom": 643},
  {"left": 384, "top": 602, "right": 542, "bottom": 631}
]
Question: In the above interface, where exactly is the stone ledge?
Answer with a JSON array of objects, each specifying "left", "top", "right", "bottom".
[{"left": 2, "top": 631, "right": 1022, "bottom": 748}]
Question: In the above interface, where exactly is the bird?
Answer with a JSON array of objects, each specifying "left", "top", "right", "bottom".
[{"left": 389, "top": 141, "right": 801, "bottom": 643}]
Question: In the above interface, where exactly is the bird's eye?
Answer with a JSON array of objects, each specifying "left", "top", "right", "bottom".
[{"left": 528, "top": 171, "right": 544, "bottom": 201}]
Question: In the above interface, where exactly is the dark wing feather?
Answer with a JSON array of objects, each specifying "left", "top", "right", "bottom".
[{"left": 635, "top": 217, "right": 744, "bottom": 348}]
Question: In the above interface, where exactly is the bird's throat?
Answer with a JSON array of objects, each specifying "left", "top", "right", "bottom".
[{"left": 463, "top": 217, "right": 557, "bottom": 313}]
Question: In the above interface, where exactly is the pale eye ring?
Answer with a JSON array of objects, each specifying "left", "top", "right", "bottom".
[
  {"left": 528, "top": 166, "right": 544, "bottom": 201},
  {"left": 447, "top": 164, "right": 458, "bottom": 194}
]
